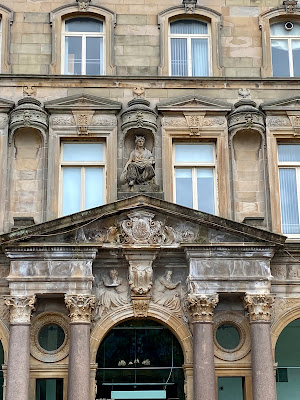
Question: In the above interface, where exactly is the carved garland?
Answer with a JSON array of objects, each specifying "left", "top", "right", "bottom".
[{"left": 30, "top": 312, "right": 70, "bottom": 363}]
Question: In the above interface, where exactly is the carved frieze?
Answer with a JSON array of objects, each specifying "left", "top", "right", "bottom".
[
  {"left": 267, "top": 117, "right": 291, "bottom": 127},
  {"left": 91, "top": 115, "right": 117, "bottom": 126},
  {"left": 51, "top": 115, "right": 75, "bottom": 126},
  {"left": 0, "top": 115, "right": 8, "bottom": 129},
  {"left": 244, "top": 294, "right": 275, "bottom": 322},
  {"left": 162, "top": 116, "right": 225, "bottom": 128},
  {"left": 5, "top": 295, "right": 36, "bottom": 324},
  {"left": 65, "top": 294, "right": 96, "bottom": 323},
  {"left": 187, "top": 293, "right": 219, "bottom": 323},
  {"left": 287, "top": 113, "right": 300, "bottom": 135}
]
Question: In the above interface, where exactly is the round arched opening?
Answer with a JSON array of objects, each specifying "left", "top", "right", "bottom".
[
  {"left": 96, "top": 319, "right": 185, "bottom": 400},
  {"left": 275, "top": 318, "right": 300, "bottom": 399}
]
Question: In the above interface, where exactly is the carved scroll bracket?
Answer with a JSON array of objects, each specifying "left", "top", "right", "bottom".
[
  {"left": 286, "top": 111, "right": 300, "bottom": 135},
  {"left": 243, "top": 293, "right": 275, "bottom": 322},
  {"left": 5, "top": 295, "right": 36, "bottom": 324},
  {"left": 65, "top": 294, "right": 96, "bottom": 323},
  {"left": 187, "top": 293, "right": 219, "bottom": 323}
]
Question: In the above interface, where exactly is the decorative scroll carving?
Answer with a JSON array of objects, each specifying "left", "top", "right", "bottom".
[
  {"left": 5, "top": 295, "right": 36, "bottom": 324},
  {"left": 283, "top": 0, "right": 298, "bottom": 13},
  {"left": 244, "top": 294, "right": 275, "bottom": 322},
  {"left": 267, "top": 117, "right": 291, "bottom": 127},
  {"left": 129, "top": 265, "right": 153, "bottom": 296},
  {"left": 77, "top": 0, "right": 91, "bottom": 11},
  {"left": 132, "top": 297, "right": 150, "bottom": 317},
  {"left": 153, "top": 270, "right": 183, "bottom": 318},
  {"left": 184, "top": 113, "right": 205, "bottom": 135},
  {"left": 287, "top": 114, "right": 300, "bottom": 135},
  {"left": 271, "top": 264, "right": 287, "bottom": 280},
  {"left": 187, "top": 293, "right": 219, "bottom": 323},
  {"left": 72, "top": 110, "right": 94, "bottom": 135},
  {"left": 65, "top": 294, "right": 96, "bottom": 323},
  {"left": 94, "top": 269, "right": 130, "bottom": 320},
  {"left": 182, "top": 0, "right": 197, "bottom": 13},
  {"left": 121, "top": 211, "right": 161, "bottom": 244},
  {"left": 92, "top": 115, "right": 116, "bottom": 126},
  {"left": 51, "top": 115, "right": 75, "bottom": 126},
  {"left": 120, "top": 137, "right": 155, "bottom": 187}
]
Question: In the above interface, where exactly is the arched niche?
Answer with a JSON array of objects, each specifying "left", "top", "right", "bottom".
[{"left": 271, "top": 307, "right": 300, "bottom": 354}]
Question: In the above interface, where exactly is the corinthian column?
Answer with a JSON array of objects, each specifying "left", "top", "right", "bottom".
[
  {"left": 187, "top": 294, "right": 219, "bottom": 400},
  {"left": 65, "top": 294, "right": 96, "bottom": 400},
  {"left": 4, "top": 295, "right": 36, "bottom": 400},
  {"left": 244, "top": 294, "right": 276, "bottom": 400}
]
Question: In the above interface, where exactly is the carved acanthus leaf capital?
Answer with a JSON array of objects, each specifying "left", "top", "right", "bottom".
[
  {"left": 244, "top": 294, "right": 275, "bottom": 322},
  {"left": 187, "top": 294, "right": 219, "bottom": 323},
  {"left": 5, "top": 295, "right": 36, "bottom": 324},
  {"left": 65, "top": 294, "right": 96, "bottom": 323}
]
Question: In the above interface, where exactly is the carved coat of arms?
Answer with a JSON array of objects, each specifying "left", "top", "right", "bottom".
[{"left": 121, "top": 211, "right": 163, "bottom": 244}]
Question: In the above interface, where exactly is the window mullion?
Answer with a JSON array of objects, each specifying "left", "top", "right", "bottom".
[
  {"left": 289, "top": 38, "right": 294, "bottom": 77},
  {"left": 192, "top": 167, "right": 197, "bottom": 209},
  {"left": 82, "top": 35, "right": 87, "bottom": 75},
  {"left": 81, "top": 167, "right": 86, "bottom": 211}
]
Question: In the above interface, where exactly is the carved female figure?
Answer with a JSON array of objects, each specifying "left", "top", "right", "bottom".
[
  {"left": 153, "top": 270, "right": 183, "bottom": 317},
  {"left": 120, "top": 136, "right": 155, "bottom": 187}
]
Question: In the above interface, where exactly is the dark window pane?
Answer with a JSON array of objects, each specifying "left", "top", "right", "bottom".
[
  {"left": 36, "top": 379, "right": 63, "bottom": 400},
  {"left": 216, "top": 324, "right": 240, "bottom": 350},
  {"left": 38, "top": 324, "right": 65, "bottom": 352}
]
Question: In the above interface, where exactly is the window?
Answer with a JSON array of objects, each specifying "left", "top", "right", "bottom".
[
  {"left": 271, "top": 21, "right": 300, "bottom": 77},
  {"left": 169, "top": 20, "right": 210, "bottom": 76},
  {"left": 36, "top": 379, "right": 63, "bottom": 400},
  {"left": 278, "top": 144, "right": 300, "bottom": 234},
  {"left": 62, "top": 17, "right": 104, "bottom": 75},
  {"left": 61, "top": 142, "right": 105, "bottom": 216},
  {"left": 173, "top": 143, "right": 216, "bottom": 213}
]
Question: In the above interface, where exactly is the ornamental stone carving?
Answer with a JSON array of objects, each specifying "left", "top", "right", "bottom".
[
  {"left": 182, "top": 0, "right": 197, "bottom": 13},
  {"left": 121, "top": 98, "right": 158, "bottom": 136},
  {"left": 77, "top": 0, "right": 91, "bottom": 11},
  {"left": 72, "top": 110, "right": 94, "bottom": 135},
  {"left": 187, "top": 294, "right": 219, "bottom": 323},
  {"left": 65, "top": 294, "right": 96, "bottom": 323},
  {"left": 283, "top": 0, "right": 298, "bottom": 13},
  {"left": 244, "top": 294, "right": 275, "bottom": 322},
  {"left": 51, "top": 115, "right": 75, "bottom": 126},
  {"left": 5, "top": 295, "right": 36, "bottom": 324},
  {"left": 132, "top": 297, "right": 150, "bottom": 318},
  {"left": 184, "top": 113, "right": 205, "bottom": 135},
  {"left": 121, "top": 211, "right": 162, "bottom": 245},
  {"left": 227, "top": 98, "right": 265, "bottom": 141},
  {"left": 9, "top": 98, "right": 48, "bottom": 145}
]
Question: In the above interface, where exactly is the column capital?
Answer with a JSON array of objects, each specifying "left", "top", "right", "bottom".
[
  {"left": 4, "top": 295, "right": 36, "bottom": 324},
  {"left": 187, "top": 293, "right": 219, "bottom": 323},
  {"left": 65, "top": 294, "right": 96, "bottom": 323},
  {"left": 244, "top": 294, "right": 275, "bottom": 322}
]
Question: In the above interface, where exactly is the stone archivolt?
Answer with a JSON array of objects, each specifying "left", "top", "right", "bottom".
[
  {"left": 244, "top": 294, "right": 275, "bottom": 322},
  {"left": 5, "top": 295, "right": 36, "bottom": 324},
  {"left": 65, "top": 294, "right": 96, "bottom": 323},
  {"left": 187, "top": 294, "right": 219, "bottom": 323}
]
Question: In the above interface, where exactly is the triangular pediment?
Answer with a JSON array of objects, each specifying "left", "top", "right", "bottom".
[
  {"left": 0, "top": 98, "right": 15, "bottom": 112},
  {"left": 44, "top": 94, "right": 122, "bottom": 113},
  {"left": 260, "top": 96, "right": 300, "bottom": 111},
  {"left": 157, "top": 95, "right": 233, "bottom": 113},
  {"left": 0, "top": 196, "right": 285, "bottom": 248}
]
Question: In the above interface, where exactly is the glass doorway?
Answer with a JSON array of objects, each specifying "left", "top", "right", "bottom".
[
  {"left": 96, "top": 320, "right": 184, "bottom": 400},
  {"left": 36, "top": 378, "right": 63, "bottom": 400}
]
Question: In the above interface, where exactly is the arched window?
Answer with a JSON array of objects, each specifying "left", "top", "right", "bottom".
[
  {"left": 96, "top": 320, "right": 185, "bottom": 400},
  {"left": 62, "top": 17, "right": 104, "bottom": 75},
  {"left": 271, "top": 21, "right": 300, "bottom": 77},
  {"left": 169, "top": 20, "right": 210, "bottom": 76}
]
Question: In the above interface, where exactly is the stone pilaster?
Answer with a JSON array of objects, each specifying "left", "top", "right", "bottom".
[
  {"left": 5, "top": 295, "right": 36, "bottom": 400},
  {"left": 187, "top": 294, "right": 219, "bottom": 400},
  {"left": 65, "top": 294, "right": 95, "bottom": 400},
  {"left": 244, "top": 294, "right": 276, "bottom": 400}
]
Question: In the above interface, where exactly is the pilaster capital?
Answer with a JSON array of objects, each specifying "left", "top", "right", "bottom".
[
  {"left": 4, "top": 295, "right": 36, "bottom": 324},
  {"left": 187, "top": 293, "right": 219, "bottom": 323},
  {"left": 65, "top": 294, "right": 96, "bottom": 323},
  {"left": 244, "top": 294, "right": 275, "bottom": 322}
]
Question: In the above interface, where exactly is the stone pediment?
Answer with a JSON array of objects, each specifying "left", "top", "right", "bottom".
[
  {"left": 0, "top": 98, "right": 15, "bottom": 113},
  {"left": 44, "top": 94, "right": 122, "bottom": 113},
  {"left": 260, "top": 96, "right": 300, "bottom": 111},
  {"left": 157, "top": 95, "right": 233, "bottom": 113},
  {"left": 0, "top": 195, "right": 285, "bottom": 248}
]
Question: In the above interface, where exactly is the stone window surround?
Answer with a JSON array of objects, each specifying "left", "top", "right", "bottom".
[
  {"left": 158, "top": 5, "right": 223, "bottom": 77},
  {"left": 0, "top": 4, "right": 13, "bottom": 74},
  {"left": 259, "top": 6, "right": 300, "bottom": 78},
  {"left": 50, "top": 4, "right": 116, "bottom": 75}
]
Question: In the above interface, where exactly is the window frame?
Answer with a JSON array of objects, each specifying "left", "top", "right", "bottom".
[
  {"left": 59, "top": 140, "right": 106, "bottom": 216},
  {"left": 172, "top": 142, "right": 218, "bottom": 213},
  {"left": 168, "top": 19, "right": 212, "bottom": 77},
  {"left": 61, "top": 16, "right": 106, "bottom": 75}
]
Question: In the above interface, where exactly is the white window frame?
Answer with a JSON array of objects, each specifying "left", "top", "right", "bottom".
[
  {"left": 61, "top": 17, "right": 105, "bottom": 75},
  {"left": 271, "top": 22, "right": 300, "bottom": 77},
  {"left": 172, "top": 142, "right": 218, "bottom": 212},
  {"left": 59, "top": 141, "right": 106, "bottom": 216},
  {"left": 168, "top": 19, "right": 211, "bottom": 77}
]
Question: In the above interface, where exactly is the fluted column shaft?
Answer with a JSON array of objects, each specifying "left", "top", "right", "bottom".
[
  {"left": 65, "top": 294, "right": 95, "bottom": 400},
  {"left": 244, "top": 294, "right": 277, "bottom": 400},
  {"left": 5, "top": 295, "right": 36, "bottom": 400},
  {"left": 188, "top": 294, "right": 219, "bottom": 400}
]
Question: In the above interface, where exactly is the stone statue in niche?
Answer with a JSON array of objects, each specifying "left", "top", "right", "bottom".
[
  {"left": 152, "top": 270, "right": 184, "bottom": 318},
  {"left": 94, "top": 269, "right": 129, "bottom": 319},
  {"left": 120, "top": 136, "right": 155, "bottom": 187}
]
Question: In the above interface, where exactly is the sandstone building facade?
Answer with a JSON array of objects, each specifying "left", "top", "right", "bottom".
[{"left": 0, "top": 0, "right": 299, "bottom": 400}]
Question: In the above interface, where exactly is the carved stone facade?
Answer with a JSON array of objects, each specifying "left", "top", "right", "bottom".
[
  {"left": 65, "top": 295, "right": 96, "bottom": 324},
  {"left": 244, "top": 294, "right": 275, "bottom": 322},
  {"left": 187, "top": 294, "right": 219, "bottom": 323},
  {"left": 5, "top": 295, "right": 36, "bottom": 324}
]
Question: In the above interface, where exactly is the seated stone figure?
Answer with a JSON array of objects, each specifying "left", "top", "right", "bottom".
[{"left": 121, "top": 136, "right": 155, "bottom": 187}]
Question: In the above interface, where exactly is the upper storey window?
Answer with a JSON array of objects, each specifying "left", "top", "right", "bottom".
[
  {"left": 271, "top": 21, "right": 300, "bottom": 77},
  {"left": 170, "top": 20, "right": 210, "bottom": 76},
  {"left": 63, "top": 17, "right": 104, "bottom": 75}
]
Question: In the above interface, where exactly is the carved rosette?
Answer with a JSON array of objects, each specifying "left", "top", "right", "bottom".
[
  {"left": 65, "top": 294, "right": 96, "bottom": 323},
  {"left": 187, "top": 294, "right": 219, "bottom": 323},
  {"left": 244, "top": 294, "right": 275, "bottom": 322},
  {"left": 5, "top": 295, "right": 36, "bottom": 324},
  {"left": 121, "top": 98, "right": 158, "bottom": 135},
  {"left": 9, "top": 98, "right": 48, "bottom": 144}
]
